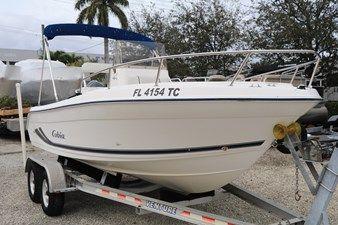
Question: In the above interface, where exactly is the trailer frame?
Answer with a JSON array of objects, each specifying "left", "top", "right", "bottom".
[
  {"left": 22, "top": 140, "right": 337, "bottom": 225},
  {"left": 25, "top": 153, "right": 308, "bottom": 225}
]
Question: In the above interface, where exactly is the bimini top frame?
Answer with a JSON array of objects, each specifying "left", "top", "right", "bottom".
[{"left": 38, "top": 23, "right": 156, "bottom": 105}]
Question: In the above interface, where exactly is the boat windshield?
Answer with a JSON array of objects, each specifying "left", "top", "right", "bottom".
[
  {"left": 80, "top": 40, "right": 167, "bottom": 88},
  {"left": 110, "top": 40, "right": 167, "bottom": 66}
]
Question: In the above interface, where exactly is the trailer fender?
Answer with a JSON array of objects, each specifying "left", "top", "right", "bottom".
[{"left": 25, "top": 155, "right": 67, "bottom": 193}]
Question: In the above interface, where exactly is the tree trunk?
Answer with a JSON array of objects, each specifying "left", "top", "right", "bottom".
[{"left": 104, "top": 38, "right": 109, "bottom": 63}]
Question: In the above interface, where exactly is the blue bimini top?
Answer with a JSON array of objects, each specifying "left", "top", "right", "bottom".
[{"left": 43, "top": 23, "right": 155, "bottom": 49}]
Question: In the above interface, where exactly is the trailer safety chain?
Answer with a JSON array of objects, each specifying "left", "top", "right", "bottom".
[
  {"left": 294, "top": 166, "right": 301, "bottom": 201},
  {"left": 281, "top": 220, "right": 292, "bottom": 225},
  {"left": 271, "top": 140, "right": 278, "bottom": 148}
]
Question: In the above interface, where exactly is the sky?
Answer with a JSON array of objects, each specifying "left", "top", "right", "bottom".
[
  {"left": 0, "top": 0, "right": 175, "bottom": 54},
  {"left": 0, "top": 0, "right": 250, "bottom": 54}
]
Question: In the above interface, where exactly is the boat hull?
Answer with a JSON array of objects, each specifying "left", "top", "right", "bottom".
[
  {"left": 83, "top": 144, "right": 269, "bottom": 193},
  {"left": 27, "top": 82, "right": 321, "bottom": 193}
]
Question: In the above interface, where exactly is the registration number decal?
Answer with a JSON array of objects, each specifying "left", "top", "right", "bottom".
[{"left": 133, "top": 88, "right": 180, "bottom": 97}]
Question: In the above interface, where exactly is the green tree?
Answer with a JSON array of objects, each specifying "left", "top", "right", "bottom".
[
  {"left": 48, "top": 51, "right": 84, "bottom": 66},
  {"left": 130, "top": 0, "right": 244, "bottom": 78},
  {"left": 75, "top": 0, "right": 129, "bottom": 63},
  {"left": 250, "top": 0, "right": 338, "bottom": 86}
]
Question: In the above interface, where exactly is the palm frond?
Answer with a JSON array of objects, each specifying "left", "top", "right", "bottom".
[
  {"left": 86, "top": 3, "right": 98, "bottom": 24},
  {"left": 76, "top": 2, "right": 98, "bottom": 24},
  {"left": 75, "top": 0, "right": 91, "bottom": 10},
  {"left": 108, "top": 3, "right": 129, "bottom": 28},
  {"left": 76, "top": 6, "right": 89, "bottom": 23},
  {"left": 108, "top": 0, "right": 129, "bottom": 7},
  {"left": 98, "top": 4, "right": 109, "bottom": 26}
]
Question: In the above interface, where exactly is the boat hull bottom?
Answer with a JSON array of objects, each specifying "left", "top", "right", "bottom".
[
  {"left": 73, "top": 146, "right": 268, "bottom": 193},
  {"left": 91, "top": 163, "right": 245, "bottom": 194}
]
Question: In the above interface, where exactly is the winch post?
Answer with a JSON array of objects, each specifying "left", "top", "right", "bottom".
[
  {"left": 304, "top": 149, "right": 338, "bottom": 225},
  {"left": 284, "top": 135, "right": 316, "bottom": 194}
]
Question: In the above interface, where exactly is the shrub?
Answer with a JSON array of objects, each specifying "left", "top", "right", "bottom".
[
  {"left": 325, "top": 101, "right": 338, "bottom": 117},
  {"left": 0, "top": 96, "right": 30, "bottom": 109}
]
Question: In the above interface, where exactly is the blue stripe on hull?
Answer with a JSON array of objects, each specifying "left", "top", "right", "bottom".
[{"left": 35, "top": 128, "right": 265, "bottom": 155}]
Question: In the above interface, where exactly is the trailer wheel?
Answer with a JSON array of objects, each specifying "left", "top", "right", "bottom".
[
  {"left": 27, "top": 165, "right": 43, "bottom": 203},
  {"left": 41, "top": 172, "right": 65, "bottom": 217}
]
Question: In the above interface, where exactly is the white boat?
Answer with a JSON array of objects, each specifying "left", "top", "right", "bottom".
[
  {"left": 16, "top": 59, "right": 83, "bottom": 105},
  {"left": 27, "top": 24, "right": 322, "bottom": 193},
  {"left": 0, "top": 61, "right": 21, "bottom": 98}
]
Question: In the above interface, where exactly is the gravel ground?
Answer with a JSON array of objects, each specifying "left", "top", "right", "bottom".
[{"left": 0, "top": 135, "right": 337, "bottom": 225}]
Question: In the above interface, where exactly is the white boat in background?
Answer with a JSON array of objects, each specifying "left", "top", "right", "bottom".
[
  {"left": 0, "top": 61, "right": 21, "bottom": 98},
  {"left": 17, "top": 59, "right": 83, "bottom": 105},
  {"left": 27, "top": 24, "right": 322, "bottom": 193}
]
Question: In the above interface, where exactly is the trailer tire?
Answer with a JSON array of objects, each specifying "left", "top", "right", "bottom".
[
  {"left": 27, "top": 164, "right": 43, "bottom": 203},
  {"left": 41, "top": 172, "right": 65, "bottom": 217}
]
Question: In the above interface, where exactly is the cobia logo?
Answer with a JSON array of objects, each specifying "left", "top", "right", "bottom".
[{"left": 52, "top": 130, "right": 66, "bottom": 139}]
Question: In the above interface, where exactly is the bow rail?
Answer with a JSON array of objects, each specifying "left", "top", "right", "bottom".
[{"left": 83, "top": 49, "right": 319, "bottom": 88}]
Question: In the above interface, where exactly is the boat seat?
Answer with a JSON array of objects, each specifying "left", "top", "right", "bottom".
[
  {"left": 208, "top": 75, "right": 226, "bottom": 81},
  {"left": 112, "top": 66, "right": 171, "bottom": 86}
]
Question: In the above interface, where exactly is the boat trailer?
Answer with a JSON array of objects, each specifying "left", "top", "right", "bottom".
[{"left": 16, "top": 84, "right": 337, "bottom": 225}]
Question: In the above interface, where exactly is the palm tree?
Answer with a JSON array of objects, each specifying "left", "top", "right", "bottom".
[
  {"left": 75, "top": 0, "right": 129, "bottom": 63},
  {"left": 49, "top": 50, "right": 84, "bottom": 66}
]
